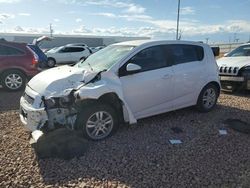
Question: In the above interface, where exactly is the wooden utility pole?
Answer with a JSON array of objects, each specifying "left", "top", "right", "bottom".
[
  {"left": 49, "top": 23, "right": 53, "bottom": 37},
  {"left": 176, "top": 0, "right": 180, "bottom": 40}
]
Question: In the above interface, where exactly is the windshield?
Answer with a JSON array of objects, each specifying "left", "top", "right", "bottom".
[
  {"left": 226, "top": 45, "right": 250, "bottom": 57},
  {"left": 76, "top": 45, "right": 134, "bottom": 71}
]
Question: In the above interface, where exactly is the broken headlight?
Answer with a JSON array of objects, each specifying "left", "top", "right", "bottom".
[
  {"left": 59, "top": 95, "right": 74, "bottom": 107},
  {"left": 44, "top": 98, "right": 56, "bottom": 108}
]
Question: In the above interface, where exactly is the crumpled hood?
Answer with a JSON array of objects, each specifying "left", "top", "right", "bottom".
[
  {"left": 217, "top": 57, "right": 250, "bottom": 68},
  {"left": 28, "top": 65, "right": 98, "bottom": 97}
]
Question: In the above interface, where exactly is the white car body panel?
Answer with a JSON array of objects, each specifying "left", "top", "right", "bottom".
[
  {"left": 120, "top": 66, "right": 174, "bottom": 118},
  {"left": 20, "top": 40, "right": 220, "bottom": 132},
  {"left": 217, "top": 57, "right": 250, "bottom": 68}
]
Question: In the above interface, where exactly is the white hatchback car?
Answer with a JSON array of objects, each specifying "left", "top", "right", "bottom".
[
  {"left": 20, "top": 40, "right": 220, "bottom": 140},
  {"left": 45, "top": 45, "right": 91, "bottom": 67}
]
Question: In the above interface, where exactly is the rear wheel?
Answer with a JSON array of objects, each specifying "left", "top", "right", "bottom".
[
  {"left": 76, "top": 103, "right": 118, "bottom": 140},
  {"left": 1, "top": 70, "right": 26, "bottom": 91},
  {"left": 47, "top": 58, "right": 56, "bottom": 67},
  {"left": 196, "top": 84, "right": 219, "bottom": 112}
]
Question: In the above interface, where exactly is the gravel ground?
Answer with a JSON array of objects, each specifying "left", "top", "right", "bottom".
[{"left": 0, "top": 89, "right": 250, "bottom": 188}]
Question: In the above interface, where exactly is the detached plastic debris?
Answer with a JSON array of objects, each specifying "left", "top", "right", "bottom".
[
  {"left": 219, "top": 129, "right": 228, "bottom": 135},
  {"left": 169, "top": 139, "right": 182, "bottom": 144}
]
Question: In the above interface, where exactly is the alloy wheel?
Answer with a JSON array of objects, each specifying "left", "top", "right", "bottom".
[
  {"left": 86, "top": 111, "right": 114, "bottom": 140},
  {"left": 4, "top": 73, "right": 23, "bottom": 90},
  {"left": 202, "top": 88, "right": 216, "bottom": 109}
]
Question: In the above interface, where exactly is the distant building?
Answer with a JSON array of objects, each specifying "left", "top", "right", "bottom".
[{"left": 0, "top": 33, "right": 150, "bottom": 49}]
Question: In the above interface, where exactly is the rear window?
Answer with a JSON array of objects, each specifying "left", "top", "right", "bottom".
[
  {"left": 0, "top": 44, "right": 25, "bottom": 56},
  {"left": 167, "top": 44, "right": 204, "bottom": 65}
]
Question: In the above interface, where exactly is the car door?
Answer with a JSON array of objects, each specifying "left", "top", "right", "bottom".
[
  {"left": 119, "top": 45, "right": 174, "bottom": 119},
  {"left": 56, "top": 47, "right": 73, "bottom": 63},
  {"left": 169, "top": 44, "right": 206, "bottom": 109},
  {"left": 70, "top": 47, "right": 86, "bottom": 62}
]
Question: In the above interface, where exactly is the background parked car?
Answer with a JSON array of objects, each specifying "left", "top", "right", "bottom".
[
  {"left": 45, "top": 45, "right": 91, "bottom": 67},
  {"left": 0, "top": 39, "right": 41, "bottom": 91},
  {"left": 217, "top": 43, "right": 250, "bottom": 91},
  {"left": 89, "top": 46, "right": 105, "bottom": 53}
]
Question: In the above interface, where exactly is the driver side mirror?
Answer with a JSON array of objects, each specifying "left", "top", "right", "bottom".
[{"left": 126, "top": 63, "right": 142, "bottom": 74}]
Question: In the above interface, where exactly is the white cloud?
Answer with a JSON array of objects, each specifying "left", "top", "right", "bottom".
[
  {"left": 53, "top": 18, "right": 60, "bottom": 22},
  {"left": 180, "top": 6, "right": 195, "bottom": 15},
  {"left": 15, "top": 25, "right": 24, "bottom": 32},
  {"left": 75, "top": 18, "right": 82, "bottom": 22},
  {"left": 57, "top": 0, "right": 146, "bottom": 14},
  {"left": 0, "top": 0, "right": 20, "bottom": 3},
  {"left": 92, "top": 12, "right": 116, "bottom": 18},
  {"left": 124, "top": 4, "right": 145, "bottom": 14},
  {"left": 0, "top": 13, "right": 15, "bottom": 24},
  {"left": 18, "top": 13, "right": 31, "bottom": 16}
]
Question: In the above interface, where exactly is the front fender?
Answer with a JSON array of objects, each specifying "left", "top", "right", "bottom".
[{"left": 74, "top": 79, "right": 137, "bottom": 124}]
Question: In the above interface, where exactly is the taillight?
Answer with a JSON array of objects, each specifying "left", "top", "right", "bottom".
[
  {"left": 27, "top": 45, "right": 39, "bottom": 67},
  {"left": 32, "top": 55, "right": 38, "bottom": 66}
]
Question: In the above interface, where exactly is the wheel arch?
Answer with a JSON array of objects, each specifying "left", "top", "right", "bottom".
[
  {"left": 76, "top": 92, "right": 125, "bottom": 124},
  {"left": 47, "top": 57, "right": 56, "bottom": 62},
  {"left": 206, "top": 81, "right": 221, "bottom": 95}
]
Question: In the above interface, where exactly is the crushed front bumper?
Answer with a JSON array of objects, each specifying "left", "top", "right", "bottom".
[{"left": 20, "top": 96, "right": 48, "bottom": 131}]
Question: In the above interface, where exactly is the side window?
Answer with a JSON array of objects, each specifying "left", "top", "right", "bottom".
[
  {"left": 169, "top": 44, "right": 204, "bottom": 65},
  {"left": 0, "top": 44, "right": 24, "bottom": 56},
  {"left": 63, "top": 47, "right": 84, "bottom": 53},
  {"left": 59, "top": 47, "right": 70, "bottom": 53},
  {"left": 71, "top": 47, "right": 84, "bottom": 52},
  {"left": 128, "top": 46, "right": 166, "bottom": 72}
]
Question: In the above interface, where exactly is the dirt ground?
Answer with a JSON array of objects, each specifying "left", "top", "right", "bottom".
[{"left": 0, "top": 88, "right": 250, "bottom": 188}]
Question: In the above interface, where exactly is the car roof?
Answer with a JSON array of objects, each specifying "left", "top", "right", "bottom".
[
  {"left": 0, "top": 39, "right": 27, "bottom": 46},
  {"left": 112, "top": 40, "right": 205, "bottom": 47}
]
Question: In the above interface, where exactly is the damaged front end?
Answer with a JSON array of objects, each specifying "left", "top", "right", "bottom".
[
  {"left": 19, "top": 69, "right": 104, "bottom": 135},
  {"left": 20, "top": 89, "right": 78, "bottom": 134},
  {"left": 42, "top": 91, "right": 78, "bottom": 130}
]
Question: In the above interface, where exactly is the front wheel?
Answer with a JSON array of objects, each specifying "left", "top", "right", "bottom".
[
  {"left": 75, "top": 103, "right": 118, "bottom": 140},
  {"left": 196, "top": 84, "right": 219, "bottom": 112}
]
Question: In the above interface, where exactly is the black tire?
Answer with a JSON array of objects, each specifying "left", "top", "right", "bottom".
[
  {"left": 196, "top": 83, "right": 219, "bottom": 112},
  {"left": 1, "top": 70, "right": 26, "bottom": 91},
  {"left": 75, "top": 103, "right": 118, "bottom": 140},
  {"left": 47, "top": 58, "right": 56, "bottom": 68}
]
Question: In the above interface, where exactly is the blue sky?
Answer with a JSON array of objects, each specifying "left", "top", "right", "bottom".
[{"left": 0, "top": 0, "right": 250, "bottom": 43}]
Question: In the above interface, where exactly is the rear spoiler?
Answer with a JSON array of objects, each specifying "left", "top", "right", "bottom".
[{"left": 211, "top": 46, "right": 220, "bottom": 56}]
